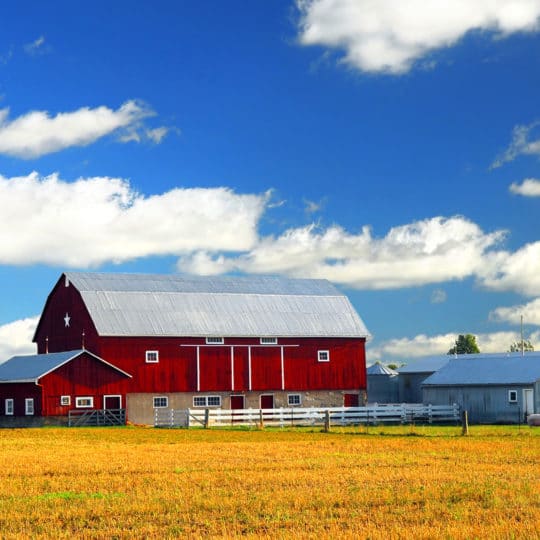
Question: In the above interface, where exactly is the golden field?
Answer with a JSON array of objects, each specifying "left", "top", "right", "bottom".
[{"left": 0, "top": 425, "right": 538, "bottom": 539}]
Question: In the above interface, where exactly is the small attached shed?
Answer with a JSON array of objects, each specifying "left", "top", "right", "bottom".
[
  {"left": 0, "top": 349, "right": 131, "bottom": 426},
  {"left": 366, "top": 363, "right": 399, "bottom": 403},
  {"left": 397, "top": 356, "right": 450, "bottom": 403},
  {"left": 422, "top": 352, "right": 540, "bottom": 424}
]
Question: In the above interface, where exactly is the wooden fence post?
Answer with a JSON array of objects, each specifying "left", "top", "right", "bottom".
[
  {"left": 259, "top": 409, "right": 264, "bottom": 429},
  {"left": 324, "top": 410, "right": 331, "bottom": 433},
  {"left": 204, "top": 408, "right": 210, "bottom": 429},
  {"left": 461, "top": 410, "right": 469, "bottom": 436}
]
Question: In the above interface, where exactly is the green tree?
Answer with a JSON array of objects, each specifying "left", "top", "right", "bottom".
[
  {"left": 509, "top": 340, "right": 534, "bottom": 353},
  {"left": 448, "top": 334, "right": 480, "bottom": 355}
]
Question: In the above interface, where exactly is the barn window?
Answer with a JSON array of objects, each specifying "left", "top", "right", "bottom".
[
  {"left": 206, "top": 337, "right": 224, "bottom": 345},
  {"left": 260, "top": 337, "right": 277, "bottom": 345},
  {"left": 60, "top": 395, "right": 71, "bottom": 406},
  {"left": 193, "top": 395, "right": 222, "bottom": 407},
  {"left": 145, "top": 350, "right": 159, "bottom": 363},
  {"left": 508, "top": 390, "right": 518, "bottom": 403},
  {"left": 288, "top": 394, "right": 301, "bottom": 406},
  {"left": 5, "top": 399, "right": 13, "bottom": 415},
  {"left": 25, "top": 398, "right": 34, "bottom": 415},
  {"left": 75, "top": 397, "right": 94, "bottom": 408},
  {"left": 153, "top": 396, "right": 168, "bottom": 408},
  {"left": 317, "top": 350, "right": 330, "bottom": 362}
]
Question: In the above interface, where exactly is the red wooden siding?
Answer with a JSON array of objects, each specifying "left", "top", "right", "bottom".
[
  {"left": 34, "top": 276, "right": 99, "bottom": 354},
  {"left": 0, "top": 383, "right": 41, "bottom": 416},
  {"left": 38, "top": 352, "right": 130, "bottom": 416}
]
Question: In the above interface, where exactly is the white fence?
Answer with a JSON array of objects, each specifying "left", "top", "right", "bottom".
[{"left": 154, "top": 403, "right": 461, "bottom": 429}]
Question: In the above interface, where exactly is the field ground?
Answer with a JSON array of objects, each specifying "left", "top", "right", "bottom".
[{"left": 0, "top": 425, "right": 539, "bottom": 539}]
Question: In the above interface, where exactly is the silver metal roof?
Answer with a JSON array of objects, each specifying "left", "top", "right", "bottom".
[
  {"left": 397, "top": 356, "right": 450, "bottom": 374},
  {"left": 64, "top": 272, "right": 370, "bottom": 338},
  {"left": 366, "top": 363, "right": 398, "bottom": 376},
  {"left": 0, "top": 350, "right": 131, "bottom": 382},
  {"left": 422, "top": 352, "right": 540, "bottom": 386}
]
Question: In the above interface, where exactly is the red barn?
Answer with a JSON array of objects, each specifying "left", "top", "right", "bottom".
[
  {"left": 23, "top": 272, "right": 368, "bottom": 425},
  {"left": 0, "top": 350, "right": 131, "bottom": 426}
]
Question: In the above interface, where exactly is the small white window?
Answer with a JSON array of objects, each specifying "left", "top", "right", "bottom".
[
  {"left": 206, "top": 337, "right": 224, "bottom": 344},
  {"left": 5, "top": 398, "right": 13, "bottom": 415},
  {"left": 260, "top": 337, "right": 277, "bottom": 345},
  {"left": 193, "top": 395, "right": 222, "bottom": 407},
  {"left": 25, "top": 398, "right": 34, "bottom": 416},
  {"left": 508, "top": 390, "right": 518, "bottom": 403},
  {"left": 60, "top": 396, "right": 71, "bottom": 406},
  {"left": 76, "top": 397, "right": 94, "bottom": 408},
  {"left": 145, "top": 350, "right": 159, "bottom": 363},
  {"left": 153, "top": 396, "right": 168, "bottom": 408},
  {"left": 318, "top": 350, "right": 330, "bottom": 362},
  {"left": 288, "top": 394, "right": 301, "bottom": 406}
]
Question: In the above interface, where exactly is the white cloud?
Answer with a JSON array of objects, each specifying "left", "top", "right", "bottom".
[
  {"left": 296, "top": 0, "right": 540, "bottom": 74},
  {"left": 509, "top": 177, "right": 540, "bottom": 196},
  {"left": 479, "top": 241, "right": 540, "bottom": 296},
  {"left": 368, "top": 330, "right": 534, "bottom": 362},
  {"left": 24, "top": 36, "right": 46, "bottom": 55},
  {"left": 0, "top": 100, "right": 155, "bottom": 159},
  {"left": 490, "top": 297, "right": 540, "bottom": 326},
  {"left": 431, "top": 289, "right": 447, "bottom": 304},
  {"left": 491, "top": 121, "right": 540, "bottom": 167},
  {"left": 179, "top": 216, "right": 505, "bottom": 289},
  {"left": 0, "top": 173, "right": 266, "bottom": 267},
  {"left": 0, "top": 317, "right": 38, "bottom": 362}
]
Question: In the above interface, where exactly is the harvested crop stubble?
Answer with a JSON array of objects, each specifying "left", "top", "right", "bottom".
[{"left": 0, "top": 425, "right": 538, "bottom": 538}]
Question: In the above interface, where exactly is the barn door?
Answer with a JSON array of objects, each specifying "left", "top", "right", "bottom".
[
  {"left": 230, "top": 395, "right": 245, "bottom": 410},
  {"left": 343, "top": 393, "right": 359, "bottom": 407},
  {"left": 260, "top": 394, "right": 274, "bottom": 409},
  {"left": 103, "top": 395, "right": 122, "bottom": 410},
  {"left": 523, "top": 389, "right": 534, "bottom": 417}
]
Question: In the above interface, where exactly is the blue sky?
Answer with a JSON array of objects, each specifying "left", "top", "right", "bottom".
[{"left": 1, "top": 0, "right": 540, "bottom": 363}]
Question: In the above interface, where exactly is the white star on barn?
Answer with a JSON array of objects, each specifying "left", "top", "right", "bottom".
[{"left": 64, "top": 313, "right": 71, "bottom": 327}]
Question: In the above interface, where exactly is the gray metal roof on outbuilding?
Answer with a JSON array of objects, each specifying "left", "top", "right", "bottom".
[
  {"left": 366, "top": 363, "right": 398, "bottom": 375},
  {"left": 397, "top": 356, "right": 450, "bottom": 374},
  {"left": 422, "top": 352, "right": 540, "bottom": 386},
  {"left": 0, "top": 350, "right": 131, "bottom": 382},
  {"left": 62, "top": 272, "right": 370, "bottom": 338}
]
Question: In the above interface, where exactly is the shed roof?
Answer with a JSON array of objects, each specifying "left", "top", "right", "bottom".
[
  {"left": 59, "top": 272, "right": 370, "bottom": 338},
  {"left": 422, "top": 352, "right": 540, "bottom": 386},
  {"left": 0, "top": 350, "right": 131, "bottom": 382},
  {"left": 366, "top": 363, "right": 398, "bottom": 375},
  {"left": 397, "top": 356, "right": 450, "bottom": 374}
]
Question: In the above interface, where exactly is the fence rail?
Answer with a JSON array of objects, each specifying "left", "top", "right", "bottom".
[
  {"left": 68, "top": 408, "right": 126, "bottom": 427},
  {"left": 154, "top": 403, "right": 460, "bottom": 429}
]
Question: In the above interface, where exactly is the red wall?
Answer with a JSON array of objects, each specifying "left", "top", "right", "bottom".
[
  {"left": 34, "top": 275, "right": 99, "bottom": 354},
  {"left": 39, "top": 352, "right": 130, "bottom": 415},
  {"left": 94, "top": 336, "right": 366, "bottom": 393},
  {"left": 0, "top": 383, "right": 41, "bottom": 416}
]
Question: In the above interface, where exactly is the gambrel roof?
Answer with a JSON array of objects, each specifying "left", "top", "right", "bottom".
[
  {"left": 0, "top": 350, "right": 131, "bottom": 383},
  {"left": 422, "top": 352, "right": 540, "bottom": 386},
  {"left": 58, "top": 272, "right": 370, "bottom": 338}
]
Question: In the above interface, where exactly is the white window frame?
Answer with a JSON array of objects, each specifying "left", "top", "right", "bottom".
[
  {"left": 508, "top": 390, "right": 518, "bottom": 403},
  {"left": 153, "top": 396, "right": 168, "bottom": 408},
  {"left": 60, "top": 395, "right": 71, "bottom": 406},
  {"left": 206, "top": 337, "right": 224, "bottom": 345},
  {"left": 5, "top": 398, "right": 13, "bottom": 416},
  {"left": 25, "top": 398, "right": 34, "bottom": 416},
  {"left": 145, "top": 350, "right": 159, "bottom": 363},
  {"left": 288, "top": 394, "right": 301, "bottom": 406},
  {"left": 75, "top": 396, "right": 94, "bottom": 408},
  {"left": 260, "top": 337, "right": 278, "bottom": 345},
  {"left": 317, "top": 350, "right": 330, "bottom": 362},
  {"left": 193, "top": 395, "right": 222, "bottom": 408}
]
